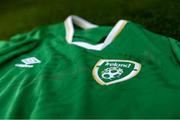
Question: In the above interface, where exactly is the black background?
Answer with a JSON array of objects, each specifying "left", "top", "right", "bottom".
[{"left": 0, "top": 0, "right": 179, "bottom": 40}]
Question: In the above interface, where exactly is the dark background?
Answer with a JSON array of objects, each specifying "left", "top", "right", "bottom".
[{"left": 0, "top": 0, "right": 179, "bottom": 40}]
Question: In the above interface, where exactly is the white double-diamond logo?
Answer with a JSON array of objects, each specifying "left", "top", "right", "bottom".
[{"left": 15, "top": 57, "right": 41, "bottom": 68}]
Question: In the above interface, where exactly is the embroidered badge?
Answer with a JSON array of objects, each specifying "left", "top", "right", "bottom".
[{"left": 92, "top": 59, "right": 141, "bottom": 85}]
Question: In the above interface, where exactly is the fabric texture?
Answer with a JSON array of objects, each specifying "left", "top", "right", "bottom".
[{"left": 0, "top": 16, "right": 180, "bottom": 119}]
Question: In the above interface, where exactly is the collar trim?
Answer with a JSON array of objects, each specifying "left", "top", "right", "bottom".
[{"left": 64, "top": 15, "right": 127, "bottom": 51}]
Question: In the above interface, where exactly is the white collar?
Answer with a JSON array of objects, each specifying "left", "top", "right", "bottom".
[{"left": 64, "top": 15, "right": 127, "bottom": 51}]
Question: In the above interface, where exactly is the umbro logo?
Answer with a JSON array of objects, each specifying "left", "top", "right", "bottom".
[{"left": 15, "top": 57, "right": 41, "bottom": 68}]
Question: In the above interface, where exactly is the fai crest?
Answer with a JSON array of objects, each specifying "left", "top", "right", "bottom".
[{"left": 92, "top": 59, "right": 141, "bottom": 85}]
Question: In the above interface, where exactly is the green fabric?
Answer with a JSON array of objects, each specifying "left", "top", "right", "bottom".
[{"left": 0, "top": 20, "right": 180, "bottom": 119}]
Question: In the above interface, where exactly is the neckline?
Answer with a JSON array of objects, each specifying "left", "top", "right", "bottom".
[{"left": 64, "top": 15, "right": 127, "bottom": 51}]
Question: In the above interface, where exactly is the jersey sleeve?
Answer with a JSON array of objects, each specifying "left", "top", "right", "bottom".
[
  {"left": 0, "top": 27, "right": 45, "bottom": 66},
  {"left": 169, "top": 38, "right": 180, "bottom": 64}
]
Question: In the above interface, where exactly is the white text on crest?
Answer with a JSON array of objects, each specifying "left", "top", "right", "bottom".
[{"left": 105, "top": 62, "right": 131, "bottom": 68}]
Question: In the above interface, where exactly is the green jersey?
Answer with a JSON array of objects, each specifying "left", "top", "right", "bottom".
[{"left": 0, "top": 15, "right": 180, "bottom": 119}]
